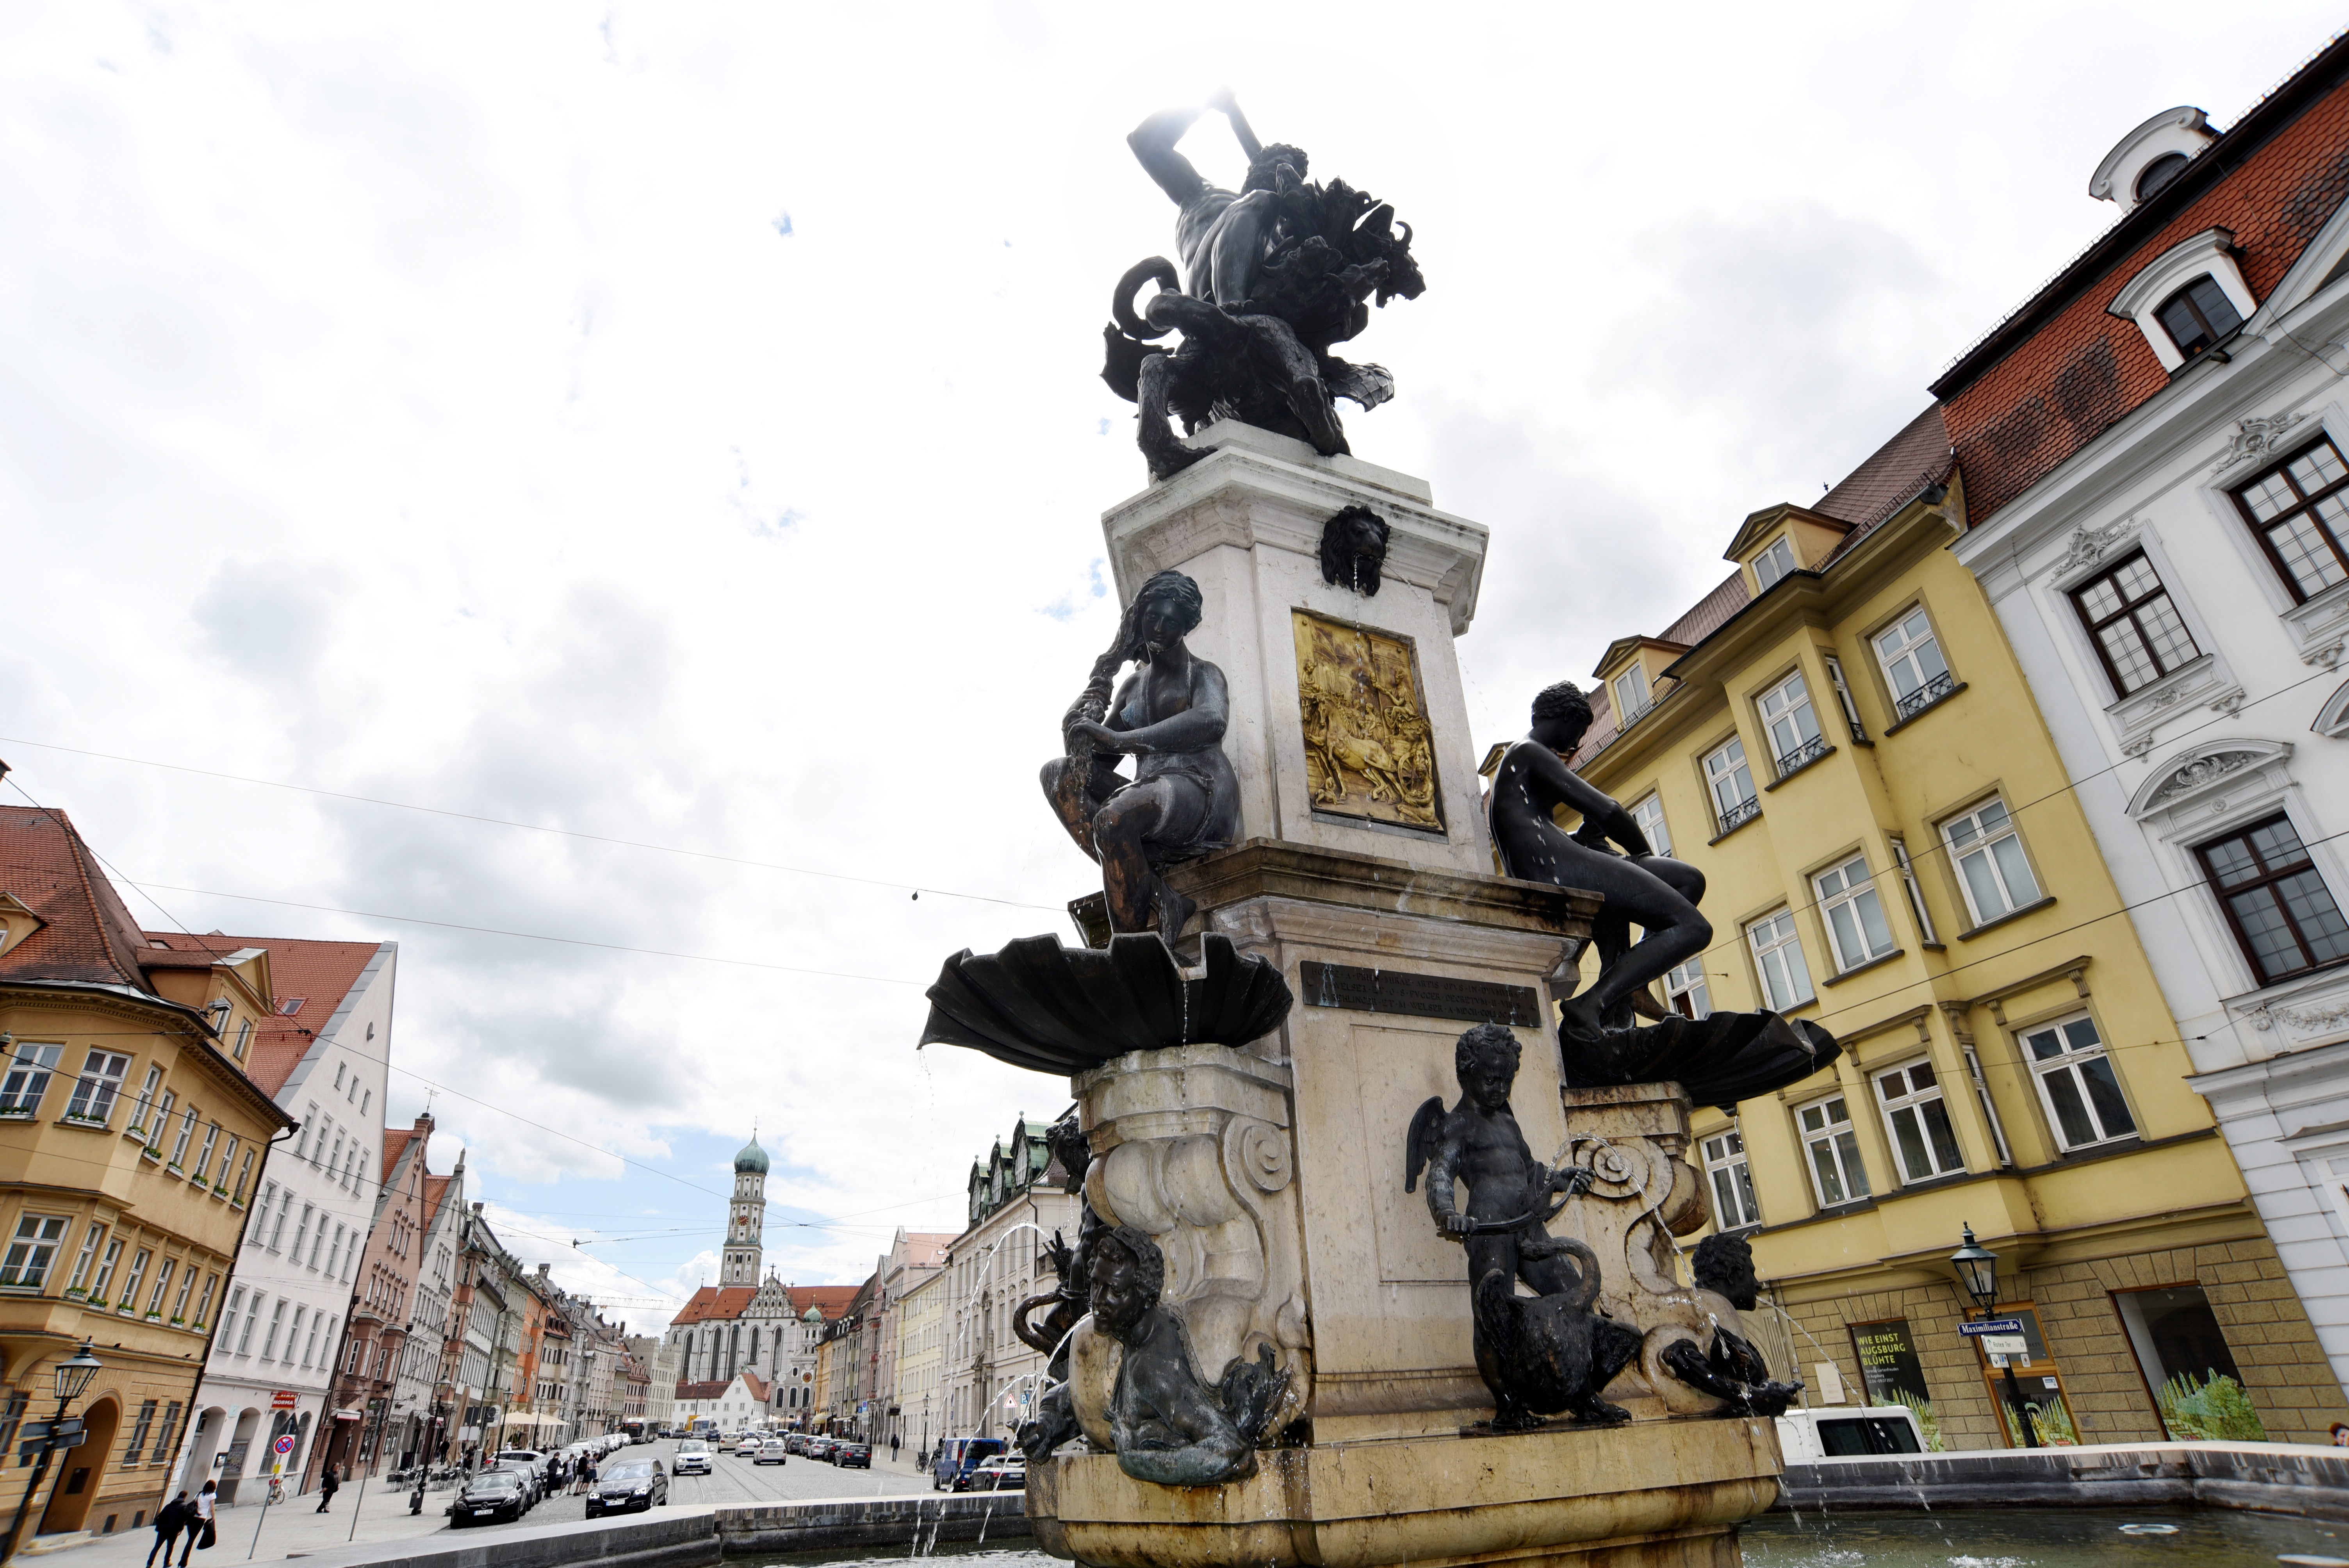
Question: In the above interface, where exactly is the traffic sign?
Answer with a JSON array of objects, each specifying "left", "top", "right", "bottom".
[
  {"left": 1978, "top": 1334, "right": 2029, "bottom": 1356},
  {"left": 272, "top": 1434, "right": 296, "bottom": 1456},
  {"left": 271, "top": 1392, "right": 297, "bottom": 1411},
  {"left": 1957, "top": 1318, "right": 2023, "bottom": 1336}
]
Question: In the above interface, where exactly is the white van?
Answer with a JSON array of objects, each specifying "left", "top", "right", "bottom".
[{"left": 1774, "top": 1405, "right": 1928, "bottom": 1461}]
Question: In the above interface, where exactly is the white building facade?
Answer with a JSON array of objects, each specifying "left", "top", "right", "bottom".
[
  {"left": 1946, "top": 73, "right": 2349, "bottom": 1397},
  {"left": 174, "top": 938, "right": 394, "bottom": 1505}
]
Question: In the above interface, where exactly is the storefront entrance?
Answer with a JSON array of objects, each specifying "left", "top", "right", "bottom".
[{"left": 1976, "top": 1304, "right": 2079, "bottom": 1446}]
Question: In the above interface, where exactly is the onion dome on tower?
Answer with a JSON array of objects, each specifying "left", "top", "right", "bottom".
[{"left": 722, "top": 1127, "right": 768, "bottom": 1284}]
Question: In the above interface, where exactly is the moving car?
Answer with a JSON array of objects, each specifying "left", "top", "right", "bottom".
[
  {"left": 784, "top": 1434, "right": 810, "bottom": 1455},
  {"left": 968, "top": 1456, "right": 1026, "bottom": 1491},
  {"left": 834, "top": 1441, "right": 872, "bottom": 1470},
  {"left": 734, "top": 1435, "right": 764, "bottom": 1458},
  {"left": 585, "top": 1458, "right": 669, "bottom": 1517},
  {"left": 755, "top": 1438, "right": 790, "bottom": 1466},
  {"left": 673, "top": 1438, "right": 713, "bottom": 1476},
  {"left": 450, "top": 1470, "right": 528, "bottom": 1527},
  {"left": 934, "top": 1437, "right": 1007, "bottom": 1491}
]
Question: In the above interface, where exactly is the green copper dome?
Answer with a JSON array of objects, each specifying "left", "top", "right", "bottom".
[{"left": 734, "top": 1133, "right": 769, "bottom": 1174}]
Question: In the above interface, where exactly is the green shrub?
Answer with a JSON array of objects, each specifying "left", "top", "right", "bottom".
[
  {"left": 2157, "top": 1371, "right": 2267, "bottom": 1442},
  {"left": 1886, "top": 1389, "right": 1944, "bottom": 1452}
]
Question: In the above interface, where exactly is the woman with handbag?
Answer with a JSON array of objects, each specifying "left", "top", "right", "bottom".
[{"left": 181, "top": 1482, "right": 216, "bottom": 1564}]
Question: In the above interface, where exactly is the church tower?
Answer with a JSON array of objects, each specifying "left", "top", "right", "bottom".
[{"left": 723, "top": 1131, "right": 768, "bottom": 1285}]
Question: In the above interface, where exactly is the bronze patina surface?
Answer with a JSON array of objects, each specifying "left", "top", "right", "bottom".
[{"left": 1293, "top": 609, "right": 1442, "bottom": 831}]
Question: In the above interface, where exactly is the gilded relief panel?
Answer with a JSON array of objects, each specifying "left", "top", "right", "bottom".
[{"left": 1291, "top": 609, "right": 1443, "bottom": 832}]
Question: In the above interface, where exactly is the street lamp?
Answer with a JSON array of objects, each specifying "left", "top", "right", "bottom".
[
  {"left": 2, "top": 1341, "right": 103, "bottom": 1563},
  {"left": 1948, "top": 1224, "right": 2037, "bottom": 1450}
]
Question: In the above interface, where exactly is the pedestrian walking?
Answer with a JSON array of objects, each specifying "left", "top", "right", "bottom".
[
  {"left": 315, "top": 1465, "right": 339, "bottom": 1513},
  {"left": 182, "top": 1481, "right": 216, "bottom": 1565},
  {"left": 146, "top": 1492, "right": 189, "bottom": 1568},
  {"left": 576, "top": 1457, "right": 597, "bottom": 1496},
  {"left": 890, "top": 1433, "right": 901, "bottom": 1465}
]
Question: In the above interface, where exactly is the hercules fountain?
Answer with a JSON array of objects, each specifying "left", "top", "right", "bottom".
[{"left": 918, "top": 93, "right": 1840, "bottom": 1568}]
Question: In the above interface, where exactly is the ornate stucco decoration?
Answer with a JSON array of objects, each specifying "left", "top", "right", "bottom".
[
  {"left": 2059, "top": 517, "right": 2138, "bottom": 572},
  {"left": 2249, "top": 999, "right": 2349, "bottom": 1033},
  {"left": 2143, "top": 750, "right": 2260, "bottom": 811},
  {"left": 2212, "top": 412, "right": 2308, "bottom": 474}
]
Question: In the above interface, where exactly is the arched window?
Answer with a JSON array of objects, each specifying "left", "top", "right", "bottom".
[
  {"left": 2135, "top": 150, "right": 2189, "bottom": 203},
  {"left": 2154, "top": 275, "right": 2242, "bottom": 359}
]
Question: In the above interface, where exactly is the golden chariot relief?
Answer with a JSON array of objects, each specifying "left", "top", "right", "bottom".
[{"left": 1291, "top": 609, "right": 1444, "bottom": 832}]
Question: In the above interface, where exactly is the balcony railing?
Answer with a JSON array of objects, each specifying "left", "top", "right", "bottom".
[
  {"left": 1894, "top": 670, "right": 1959, "bottom": 722},
  {"left": 1774, "top": 734, "right": 1830, "bottom": 779},
  {"left": 1716, "top": 796, "right": 1761, "bottom": 835}
]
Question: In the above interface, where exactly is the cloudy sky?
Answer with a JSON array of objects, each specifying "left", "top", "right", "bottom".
[{"left": 4, "top": 1, "right": 2342, "bottom": 1327}]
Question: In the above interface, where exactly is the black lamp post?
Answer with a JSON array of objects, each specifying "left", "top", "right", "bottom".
[
  {"left": 1950, "top": 1225, "right": 2037, "bottom": 1450},
  {"left": 1, "top": 1340, "right": 104, "bottom": 1562}
]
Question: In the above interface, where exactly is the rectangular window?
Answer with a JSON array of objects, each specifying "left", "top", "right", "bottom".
[
  {"left": 296, "top": 1105, "right": 317, "bottom": 1160},
  {"left": 1798, "top": 1096, "right": 1871, "bottom": 1207},
  {"left": 1873, "top": 608, "right": 1955, "bottom": 720},
  {"left": 1705, "top": 737, "right": 1758, "bottom": 833},
  {"left": 253, "top": 1184, "right": 277, "bottom": 1247},
  {"left": 168, "top": 1107, "right": 197, "bottom": 1168},
  {"left": 1747, "top": 909, "right": 1815, "bottom": 1011},
  {"left": 193, "top": 1273, "right": 216, "bottom": 1328},
  {"left": 2072, "top": 551, "right": 2201, "bottom": 695},
  {"left": 217, "top": 1137, "right": 238, "bottom": 1192},
  {"left": 263, "top": 1300, "right": 287, "bottom": 1360},
  {"left": 90, "top": 1239, "right": 120, "bottom": 1304},
  {"left": 2023, "top": 1014, "right": 2137, "bottom": 1150},
  {"left": 118, "top": 1247, "right": 149, "bottom": 1314},
  {"left": 309, "top": 1221, "right": 326, "bottom": 1271},
  {"left": 292, "top": 1205, "right": 312, "bottom": 1263},
  {"left": 303, "top": 1314, "right": 322, "bottom": 1368},
  {"left": 63, "top": 1051, "right": 130, "bottom": 1124},
  {"left": 0, "top": 1044, "right": 63, "bottom": 1115},
  {"left": 1630, "top": 793, "right": 1673, "bottom": 857},
  {"left": 233, "top": 1147, "right": 254, "bottom": 1205},
  {"left": 1889, "top": 835, "right": 1938, "bottom": 944},
  {"left": 269, "top": 1195, "right": 291, "bottom": 1252},
  {"left": 1753, "top": 536, "right": 1797, "bottom": 590},
  {"left": 66, "top": 1225, "right": 103, "bottom": 1293},
  {"left": 149, "top": 1402, "right": 181, "bottom": 1463},
  {"left": 1822, "top": 653, "right": 1868, "bottom": 740},
  {"left": 1663, "top": 957, "right": 1710, "bottom": 1019},
  {"left": 0, "top": 1214, "right": 69, "bottom": 1289},
  {"left": 1701, "top": 1130, "right": 1760, "bottom": 1229},
  {"left": 128, "top": 1064, "right": 164, "bottom": 1133},
  {"left": 2231, "top": 437, "right": 2349, "bottom": 602},
  {"left": 290, "top": 1307, "right": 308, "bottom": 1366},
  {"left": 124, "top": 1401, "right": 156, "bottom": 1465},
  {"left": 221, "top": 1286, "right": 246, "bottom": 1353},
  {"left": 0, "top": 1394, "right": 28, "bottom": 1461},
  {"left": 1944, "top": 799, "right": 2042, "bottom": 925},
  {"left": 333, "top": 1063, "right": 345, "bottom": 1091},
  {"left": 192, "top": 1124, "right": 219, "bottom": 1186},
  {"left": 1611, "top": 668, "right": 1651, "bottom": 727},
  {"left": 146, "top": 1258, "right": 175, "bottom": 1317},
  {"left": 145, "top": 1091, "right": 173, "bottom": 1151},
  {"left": 171, "top": 1264, "right": 195, "bottom": 1322},
  {"left": 1759, "top": 670, "right": 1825, "bottom": 777},
  {"left": 1816, "top": 855, "right": 1896, "bottom": 970},
  {"left": 2199, "top": 814, "right": 2349, "bottom": 983},
  {"left": 1875, "top": 1059, "right": 1966, "bottom": 1182},
  {"left": 326, "top": 1225, "right": 345, "bottom": 1278},
  {"left": 328, "top": 1129, "right": 344, "bottom": 1174},
  {"left": 2114, "top": 1284, "right": 2265, "bottom": 1441}
]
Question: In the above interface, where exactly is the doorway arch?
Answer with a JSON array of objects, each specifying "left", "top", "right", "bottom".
[
  {"left": 39, "top": 1397, "right": 119, "bottom": 1535},
  {"left": 217, "top": 1408, "right": 260, "bottom": 1506},
  {"left": 178, "top": 1407, "right": 228, "bottom": 1497}
]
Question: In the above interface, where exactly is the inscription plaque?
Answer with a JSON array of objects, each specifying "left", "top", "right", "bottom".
[{"left": 1298, "top": 960, "right": 1542, "bottom": 1027}]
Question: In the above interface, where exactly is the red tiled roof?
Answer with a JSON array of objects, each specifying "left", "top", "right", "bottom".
[
  {"left": 0, "top": 806, "right": 158, "bottom": 992},
  {"left": 670, "top": 1286, "right": 759, "bottom": 1325},
  {"left": 895, "top": 1233, "right": 954, "bottom": 1270},
  {"left": 741, "top": 1372, "right": 771, "bottom": 1402},
  {"left": 674, "top": 1380, "right": 728, "bottom": 1401},
  {"left": 788, "top": 1285, "right": 859, "bottom": 1317},
  {"left": 1815, "top": 405, "right": 1954, "bottom": 547},
  {"left": 423, "top": 1173, "right": 456, "bottom": 1225},
  {"left": 1937, "top": 40, "right": 2349, "bottom": 522},
  {"left": 141, "top": 930, "right": 384, "bottom": 1096},
  {"left": 1658, "top": 572, "right": 1750, "bottom": 649}
]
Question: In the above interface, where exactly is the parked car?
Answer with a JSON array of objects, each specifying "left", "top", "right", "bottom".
[
  {"left": 490, "top": 1450, "right": 547, "bottom": 1501},
  {"left": 1773, "top": 1406, "right": 1926, "bottom": 1461},
  {"left": 784, "top": 1434, "right": 810, "bottom": 1455},
  {"left": 451, "top": 1469, "right": 528, "bottom": 1526},
  {"left": 935, "top": 1437, "right": 1007, "bottom": 1491},
  {"left": 487, "top": 1462, "right": 542, "bottom": 1507},
  {"left": 586, "top": 1458, "right": 668, "bottom": 1517},
  {"left": 834, "top": 1441, "right": 872, "bottom": 1470},
  {"left": 673, "top": 1438, "right": 713, "bottom": 1475},
  {"left": 807, "top": 1436, "right": 836, "bottom": 1462},
  {"left": 968, "top": 1456, "right": 1026, "bottom": 1491},
  {"left": 755, "top": 1438, "right": 790, "bottom": 1466}
]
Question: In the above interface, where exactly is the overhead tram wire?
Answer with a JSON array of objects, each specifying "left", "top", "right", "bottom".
[{"left": 0, "top": 736, "right": 1061, "bottom": 912}]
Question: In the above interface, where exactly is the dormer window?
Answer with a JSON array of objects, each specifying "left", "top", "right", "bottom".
[
  {"left": 2154, "top": 276, "right": 2242, "bottom": 360},
  {"left": 2135, "top": 151, "right": 2190, "bottom": 203},
  {"left": 1752, "top": 536, "right": 1797, "bottom": 591},
  {"left": 1610, "top": 668, "right": 1651, "bottom": 725}
]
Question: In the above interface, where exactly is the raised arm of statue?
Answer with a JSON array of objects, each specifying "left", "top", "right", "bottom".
[
  {"left": 1205, "top": 88, "right": 1264, "bottom": 162},
  {"left": 1128, "top": 107, "right": 1210, "bottom": 207}
]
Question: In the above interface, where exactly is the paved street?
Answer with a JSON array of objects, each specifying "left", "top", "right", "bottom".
[{"left": 24, "top": 1441, "right": 940, "bottom": 1567}]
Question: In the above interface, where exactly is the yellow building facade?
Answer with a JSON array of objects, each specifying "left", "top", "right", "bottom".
[
  {"left": 0, "top": 808, "right": 294, "bottom": 1543},
  {"left": 893, "top": 1267, "right": 945, "bottom": 1456},
  {"left": 1565, "top": 413, "right": 2349, "bottom": 1448}
]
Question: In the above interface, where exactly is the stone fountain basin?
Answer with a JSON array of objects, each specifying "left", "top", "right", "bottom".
[{"left": 920, "top": 932, "right": 1293, "bottom": 1076}]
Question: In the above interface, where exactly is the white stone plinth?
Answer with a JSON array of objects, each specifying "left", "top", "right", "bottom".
[{"left": 1101, "top": 421, "right": 1493, "bottom": 878}]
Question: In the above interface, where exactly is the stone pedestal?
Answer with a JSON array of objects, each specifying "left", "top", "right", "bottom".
[{"left": 1034, "top": 440, "right": 1782, "bottom": 1568}]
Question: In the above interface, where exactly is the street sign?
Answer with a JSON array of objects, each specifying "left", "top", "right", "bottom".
[
  {"left": 272, "top": 1434, "right": 297, "bottom": 1456},
  {"left": 18, "top": 1433, "right": 84, "bottom": 1459},
  {"left": 1957, "top": 1319, "right": 2023, "bottom": 1337},
  {"left": 271, "top": 1391, "right": 297, "bottom": 1411},
  {"left": 1978, "top": 1334, "right": 2028, "bottom": 1356}
]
